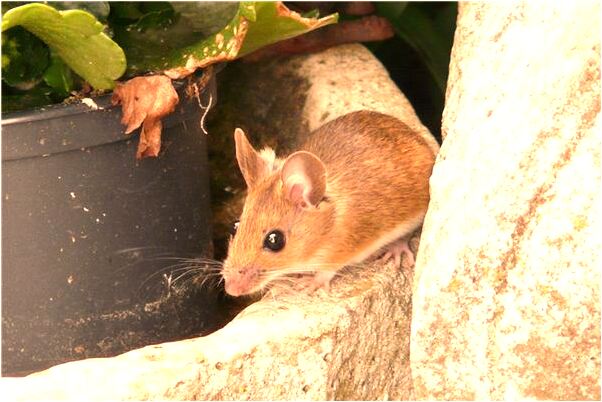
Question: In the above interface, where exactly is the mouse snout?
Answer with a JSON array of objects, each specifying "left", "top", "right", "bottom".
[{"left": 223, "top": 265, "right": 260, "bottom": 297}]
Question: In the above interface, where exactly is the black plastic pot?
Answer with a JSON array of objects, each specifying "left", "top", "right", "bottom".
[{"left": 1, "top": 78, "right": 230, "bottom": 376}]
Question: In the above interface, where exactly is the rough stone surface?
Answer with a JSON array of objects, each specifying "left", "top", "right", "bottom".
[
  {"left": 2, "top": 45, "right": 435, "bottom": 400},
  {"left": 411, "top": 2, "right": 601, "bottom": 400}
]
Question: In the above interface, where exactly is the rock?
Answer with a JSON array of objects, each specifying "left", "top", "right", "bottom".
[
  {"left": 3, "top": 44, "right": 435, "bottom": 400},
  {"left": 411, "top": 2, "right": 600, "bottom": 400}
]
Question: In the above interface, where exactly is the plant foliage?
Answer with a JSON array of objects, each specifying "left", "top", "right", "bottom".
[
  {"left": 2, "top": 3, "right": 126, "bottom": 89},
  {"left": 1, "top": 1, "right": 338, "bottom": 112}
]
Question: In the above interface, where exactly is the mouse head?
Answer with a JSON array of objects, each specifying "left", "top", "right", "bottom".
[{"left": 222, "top": 128, "right": 334, "bottom": 296}]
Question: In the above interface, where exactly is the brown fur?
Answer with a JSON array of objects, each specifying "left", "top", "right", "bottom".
[{"left": 223, "top": 111, "right": 435, "bottom": 296}]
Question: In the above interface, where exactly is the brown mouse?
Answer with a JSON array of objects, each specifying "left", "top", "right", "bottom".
[{"left": 222, "top": 110, "right": 435, "bottom": 296}]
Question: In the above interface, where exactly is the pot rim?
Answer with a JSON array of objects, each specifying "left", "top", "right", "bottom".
[{"left": 1, "top": 72, "right": 219, "bottom": 162}]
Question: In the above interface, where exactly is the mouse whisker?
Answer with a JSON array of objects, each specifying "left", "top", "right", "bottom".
[
  {"left": 197, "top": 274, "right": 221, "bottom": 290},
  {"left": 113, "top": 251, "right": 217, "bottom": 275},
  {"left": 136, "top": 256, "right": 223, "bottom": 296},
  {"left": 176, "top": 270, "right": 223, "bottom": 287},
  {"left": 140, "top": 263, "right": 215, "bottom": 285},
  {"left": 112, "top": 246, "right": 169, "bottom": 255},
  {"left": 170, "top": 270, "right": 200, "bottom": 286},
  {"left": 157, "top": 256, "right": 223, "bottom": 265}
]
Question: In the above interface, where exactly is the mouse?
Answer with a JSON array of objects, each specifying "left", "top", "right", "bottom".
[{"left": 222, "top": 110, "right": 436, "bottom": 297}]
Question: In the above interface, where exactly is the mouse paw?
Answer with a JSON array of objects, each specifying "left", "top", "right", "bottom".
[
  {"left": 305, "top": 271, "right": 336, "bottom": 293},
  {"left": 381, "top": 236, "right": 415, "bottom": 268}
]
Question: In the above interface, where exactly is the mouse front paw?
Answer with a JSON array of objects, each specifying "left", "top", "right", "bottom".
[{"left": 305, "top": 271, "right": 337, "bottom": 293}]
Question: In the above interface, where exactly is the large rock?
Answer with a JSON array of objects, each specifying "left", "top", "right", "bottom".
[
  {"left": 2, "top": 44, "right": 436, "bottom": 400},
  {"left": 411, "top": 2, "right": 601, "bottom": 400}
]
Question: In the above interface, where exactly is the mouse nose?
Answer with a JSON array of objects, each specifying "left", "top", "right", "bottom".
[
  {"left": 224, "top": 281, "right": 242, "bottom": 297},
  {"left": 223, "top": 265, "right": 259, "bottom": 296}
]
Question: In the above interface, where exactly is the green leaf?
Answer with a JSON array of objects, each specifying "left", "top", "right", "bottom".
[
  {"left": 160, "top": 1, "right": 338, "bottom": 79},
  {"left": 1, "top": 26, "right": 49, "bottom": 89},
  {"left": 133, "top": 2, "right": 176, "bottom": 31},
  {"left": 377, "top": 2, "right": 452, "bottom": 93},
  {"left": 376, "top": 2, "right": 408, "bottom": 21},
  {"left": 43, "top": 51, "right": 74, "bottom": 96},
  {"left": 1, "top": 1, "right": 26, "bottom": 15},
  {"left": 50, "top": 2, "right": 111, "bottom": 22},
  {"left": 2, "top": 3, "right": 126, "bottom": 89},
  {"left": 236, "top": 2, "right": 338, "bottom": 57},
  {"left": 301, "top": 9, "right": 320, "bottom": 19},
  {"left": 111, "top": 2, "right": 238, "bottom": 76},
  {"left": 239, "top": 2, "right": 257, "bottom": 21},
  {"left": 169, "top": 2, "right": 239, "bottom": 36},
  {"left": 110, "top": 3, "right": 145, "bottom": 20}
]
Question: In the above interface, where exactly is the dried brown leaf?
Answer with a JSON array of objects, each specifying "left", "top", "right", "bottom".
[
  {"left": 112, "top": 75, "right": 179, "bottom": 159},
  {"left": 136, "top": 119, "right": 163, "bottom": 159}
]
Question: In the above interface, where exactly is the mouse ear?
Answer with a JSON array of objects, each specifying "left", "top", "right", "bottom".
[
  {"left": 281, "top": 151, "right": 326, "bottom": 209},
  {"left": 234, "top": 128, "right": 270, "bottom": 188}
]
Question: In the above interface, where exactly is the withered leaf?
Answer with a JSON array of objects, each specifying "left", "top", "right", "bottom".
[{"left": 111, "top": 75, "right": 179, "bottom": 159}]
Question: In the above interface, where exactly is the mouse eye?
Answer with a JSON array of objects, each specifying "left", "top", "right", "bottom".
[
  {"left": 263, "top": 230, "right": 285, "bottom": 252},
  {"left": 229, "top": 220, "right": 240, "bottom": 236}
]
